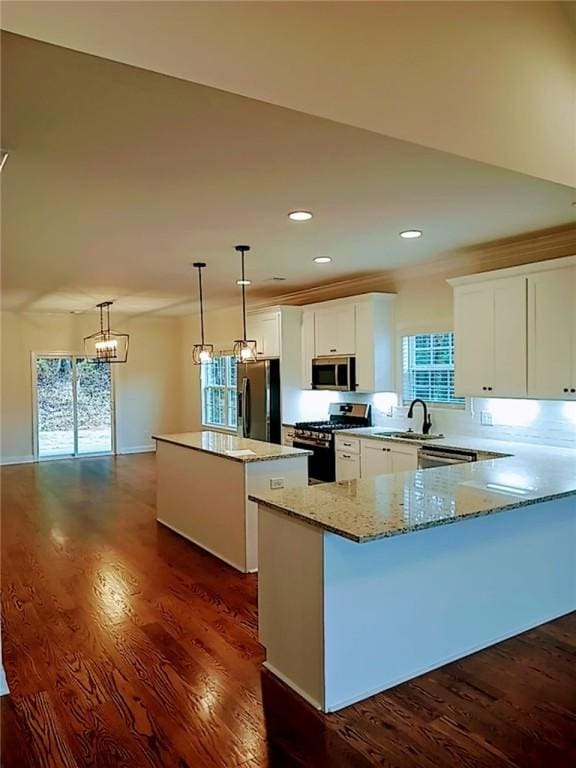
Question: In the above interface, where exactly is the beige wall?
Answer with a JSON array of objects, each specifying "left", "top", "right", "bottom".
[
  {"left": 1, "top": 311, "right": 183, "bottom": 462},
  {"left": 4, "top": 1, "right": 575, "bottom": 186}
]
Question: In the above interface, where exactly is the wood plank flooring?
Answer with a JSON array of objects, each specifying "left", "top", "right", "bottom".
[{"left": 1, "top": 454, "right": 575, "bottom": 767}]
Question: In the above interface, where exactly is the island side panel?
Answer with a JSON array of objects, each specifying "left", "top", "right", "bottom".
[
  {"left": 245, "top": 456, "right": 308, "bottom": 572},
  {"left": 258, "top": 505, "right": 325, "bottom": 710},
  {"left": 323, "top": 496, "right": 575, "bottom": 712},
  {"left": 156, "top": 440, "right": 248, "bottom": 571}
]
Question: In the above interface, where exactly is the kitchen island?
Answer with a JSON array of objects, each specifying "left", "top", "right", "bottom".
[
  {"left": 154, "top": 431, "right": 310, "bottom": 572},
  {"left": 251, "top": 440, "right": 576, "bottom": 712}
]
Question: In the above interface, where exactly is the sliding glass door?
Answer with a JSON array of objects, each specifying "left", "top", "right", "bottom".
[{"left": 34, "top": 354, "right": 114, "bottom": 460}]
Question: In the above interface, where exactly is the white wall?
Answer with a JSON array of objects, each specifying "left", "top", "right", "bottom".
[
  {"left": 4, "top": 1, "right": 574, "bottom": 186},
  {"left": 0, "top": 311, "right": 183, "bottom": 463}
]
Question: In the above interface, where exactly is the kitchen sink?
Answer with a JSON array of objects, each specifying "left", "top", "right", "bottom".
[{"left": 373, "top": 430, "right": 443, "bottom": 441}]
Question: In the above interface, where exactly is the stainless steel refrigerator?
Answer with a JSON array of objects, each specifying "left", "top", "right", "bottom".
[{"left": 237, "top": 359, "right": 281, "bottom": 444}]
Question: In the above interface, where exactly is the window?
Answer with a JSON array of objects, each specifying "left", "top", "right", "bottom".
[
  {"left": 201, "top": 355, "right": 237, "bottom": 429},
  {"left": 402, "top": 332, "right": 464, "bottom": 407}
]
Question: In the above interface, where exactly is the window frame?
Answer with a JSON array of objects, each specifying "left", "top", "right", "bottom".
[
  {"left": 200, "top": 354, "right": 238, "bottom": 431},
  {"left": 401, "top": 331, "right": 465, "bottom": 409}
]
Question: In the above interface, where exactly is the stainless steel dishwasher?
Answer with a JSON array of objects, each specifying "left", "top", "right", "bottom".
[{"left": 418, "top": 444, "right": 478, "bottom": 468}]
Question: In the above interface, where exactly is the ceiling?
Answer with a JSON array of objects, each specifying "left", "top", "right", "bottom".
[
  {"left": 1, "top": 32, "right": 575, "bottom": 316},
  {"left": 2, "top": 1, "right": 575, "bottom": 187}
]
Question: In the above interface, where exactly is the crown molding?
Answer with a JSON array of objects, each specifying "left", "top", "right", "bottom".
[{"left": 197, "top": 224, "right": 576, "bottom": 316}]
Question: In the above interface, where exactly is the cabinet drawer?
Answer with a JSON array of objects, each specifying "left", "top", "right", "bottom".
[
  {"left": 335, "top": 435, "right": 360, "bottom": 454},
  {"left": 335, "top": 450, "right": 361, "bottom": 482}
]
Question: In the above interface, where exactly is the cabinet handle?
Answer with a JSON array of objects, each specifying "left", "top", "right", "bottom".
[
  {"left": 564, "top": 388, "right": 569, "bottom": 393},
  {"left": 488, "top": 387, "right": 493, "bottom": 391},
  {"left": 343, "top": 442, "right": 352, "bottom": 447},
  {"left": 342, "top": 454, "right": 351, "bottom": 459},
  {"left": 482, "top": 387, "right": 487, "bottom": 391},
  {"left": 330, "top": 349, "right": 337, "bottom": 353},
  {"left": 572, "top": 389, "right": 576, "bottom": 394}
]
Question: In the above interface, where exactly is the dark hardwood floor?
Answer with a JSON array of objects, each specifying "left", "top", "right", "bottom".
[{"left": 1, "top": 454, "right": 575, "bottom": 767}]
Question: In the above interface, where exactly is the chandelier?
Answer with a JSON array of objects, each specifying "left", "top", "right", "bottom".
[{"left": 83, "top": 301, "right": 129, "bottom": 363}]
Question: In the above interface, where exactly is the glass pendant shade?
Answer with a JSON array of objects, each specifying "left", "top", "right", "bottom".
[
  {"left": 192, "top": 262, "right": 214, "bottom": 365},
  {"left": 234, "top": 244, "right": 257, "bottom": 363},
  {"left": 83, "top": 301, "right": 129, "bottom": 363}
]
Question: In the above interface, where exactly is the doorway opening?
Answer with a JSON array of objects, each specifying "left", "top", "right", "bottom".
[{"left": 33, "top": 354, "right": 115, "bottom": 460}]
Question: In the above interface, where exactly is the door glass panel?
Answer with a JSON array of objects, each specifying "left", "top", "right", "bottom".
[
  {"left": 76, "top": 358, "right": 113, "bottom": 454},
  {"left": 36, "top": 357, "right": 74, "bottom": 457}
]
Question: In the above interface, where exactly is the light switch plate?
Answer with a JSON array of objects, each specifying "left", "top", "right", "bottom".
[
  {"left": 480, "top": 411, "right": 493, "bottom": 426},
  {"left": 270, "top": 477, "right": 285, "bottom": 489}
]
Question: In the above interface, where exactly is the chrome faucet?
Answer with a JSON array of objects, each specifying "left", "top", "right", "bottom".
[{"left": 407, "top": 399, "right": 432, "bottom": 435}]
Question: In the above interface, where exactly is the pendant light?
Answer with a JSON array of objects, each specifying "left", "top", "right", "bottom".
[
  {"left": 233, "top": 244, "right": 257, "bottom": 363},
  {"left": 83, "top": 301, "right": 129, "bottom": 363},
  {"left": 192, "top": 262, "right": 214, "bottom": 364}
]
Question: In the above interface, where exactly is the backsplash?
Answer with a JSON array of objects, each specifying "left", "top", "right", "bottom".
[{"left": 295, "top": 391, "right": 576, "bottom": 448}]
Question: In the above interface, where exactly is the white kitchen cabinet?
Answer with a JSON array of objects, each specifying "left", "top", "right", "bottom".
[
  {"left": 314, "top": 304, "right": 356, "bottom": 357},
  {"left": 360, "top": 440, "right": 418, "bottom": 478},
  {"left": 335, "top": 435, "right": 360, "bottom": 454},
  {"left": 527, "top": 267, "right": 576, "bottom": 399},
  {"left": 282, "top": 425, "right": 295, "bottom": 447},
  {"left": 452, "top": 276, "right": 526, "bottom": 398},
  {"left": 335, "top": 451, "right": 361, "bottom": 481},
  {"left": 247, "top": 310, "right": 280, "bottom": 358},
  {"left": 361, "top": 441, "right": 392, "bottom": 477},
  {"left": 301, "top": 309, "right": 315, "bottom": 390},
  {"left": 301, "top": 293, "right": 396, "bottom": 393}
]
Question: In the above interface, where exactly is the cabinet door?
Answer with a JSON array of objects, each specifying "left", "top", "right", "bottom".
[
  {"left": 335, "top": 451, "right": 361, "bottom": 481},
  {"left": 453, "top": 284, "right": 494, "bottom": 396},
  {"left": 389, "top": 445, "right": 418, "bottom": 473},
  {"left": 361, "top": 442, "right": 392, "bottom": 478},
  {"left": 315, "top": 304, "right": 356, "bottom": 356},
  {"left": 248, "top": 313, "right": 280, "bottom": 358},
  {"left": 528, "top": 268, "right": 574, "bottom": 398},
  {"left": 301, "top": 310, "right": 315, "bottom": 389},
  {"left": 492, "top": 277, "right": 527, "bottom": 397},
  {"left": 258, "top": 314, "right": 280, "bottom": 358}
]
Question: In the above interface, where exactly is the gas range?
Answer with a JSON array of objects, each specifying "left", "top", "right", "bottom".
[{"left": 293, "top": 403, "right": 371, "bottom": 482}]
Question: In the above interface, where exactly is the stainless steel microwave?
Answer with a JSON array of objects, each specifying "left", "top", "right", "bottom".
[{"left": 311, "top": 356, "right": 356, "bottom": 391}]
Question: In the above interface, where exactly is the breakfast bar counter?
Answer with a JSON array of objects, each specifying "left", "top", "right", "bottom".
[
  {"left": 250, "top": 441, "right": 576, "bottom": 712},
  {"left": 154, "top": 431, "right": 310, "bottom": 572}
]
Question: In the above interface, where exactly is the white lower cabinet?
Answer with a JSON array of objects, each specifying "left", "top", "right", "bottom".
[
  {"left": 360, "top": 440, "right": 418, "bottom": 478},
  {"left": 335, "top": 451, "right": 361, "bottom": 481},
  {"left": 282, "top": 426, "right": 295, "bottom": 447}
]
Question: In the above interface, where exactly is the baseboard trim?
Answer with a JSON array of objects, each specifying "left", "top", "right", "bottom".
[
  {"left": 117, "top": 445, "right": 156, "bottom": 455},
  {"left": 0, "top": 456, "right": 34, "bottom": 466},
  {"left": 157, "top": 517, "right": 249, "bottom": 573},
  {"left": 263, "top": 661, "right": 323, "bottom": 711}
]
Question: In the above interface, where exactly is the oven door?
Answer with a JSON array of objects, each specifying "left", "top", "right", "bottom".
[
  {"left": 293, "top": 439, "right": 335, "bottom": 483},
  {"left": 312, "top": 357, "right": 355, "bottom": 391}
]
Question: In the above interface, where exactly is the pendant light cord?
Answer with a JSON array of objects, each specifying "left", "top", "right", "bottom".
[
  {"left": 241, "top": 251, "right": 248, "bottom": 340},
  {"left": 198, "top": 265, "right": 206, "bottom": 346}
]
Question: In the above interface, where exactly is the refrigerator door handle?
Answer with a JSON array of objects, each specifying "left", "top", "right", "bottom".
[{"left": 243, "top": 377, "right": 251, "bottom": 438}]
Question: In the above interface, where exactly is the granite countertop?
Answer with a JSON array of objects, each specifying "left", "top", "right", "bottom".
[
  {"left": 250, "top": 436, "right": 576, "bottom": 542},
  {"left": 153, "top": 431, "right": 312, "bottom": 463},
  {"left": 334, "top": 427, "right": 512, "bottom": 457}
]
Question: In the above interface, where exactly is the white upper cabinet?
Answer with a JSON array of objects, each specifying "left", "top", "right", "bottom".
[
  {"left": 527, "top": 267, "right": 576, "bottom": 399},
  {"left": 453, "top": 276, "right": 526, "bottom": 397},
  {"left": 450, "top": 255, "right": 576, "bottom": 401},
  {"left": 301, "top": 293, "right": 396, "bottom": 392},
  {"left": 247, "top": 310, "right": 281, "bottom": 358},
  {"left": 314, "top": 304, "right": 356, "bottom": 356}
]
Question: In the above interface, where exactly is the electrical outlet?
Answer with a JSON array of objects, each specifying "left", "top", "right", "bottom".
[
  {"left": 270, "top": 477, "right": 285, "bottom": 489},
  {"left": 480, "top": 411, "right": 493, "bottom": 426}
]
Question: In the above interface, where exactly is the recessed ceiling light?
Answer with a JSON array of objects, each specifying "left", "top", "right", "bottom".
[
  {"left": 236, "top": 279, "right": 251, "bottom": 286},
  {"left": 399, "top": 229, "right": 423, "bottom": 239},
  {"left": 288, "top": 210, "right": 313, "bottom": 221},
  {"left": 314, "top": 256, "right": 332, "bottom": 264}
]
